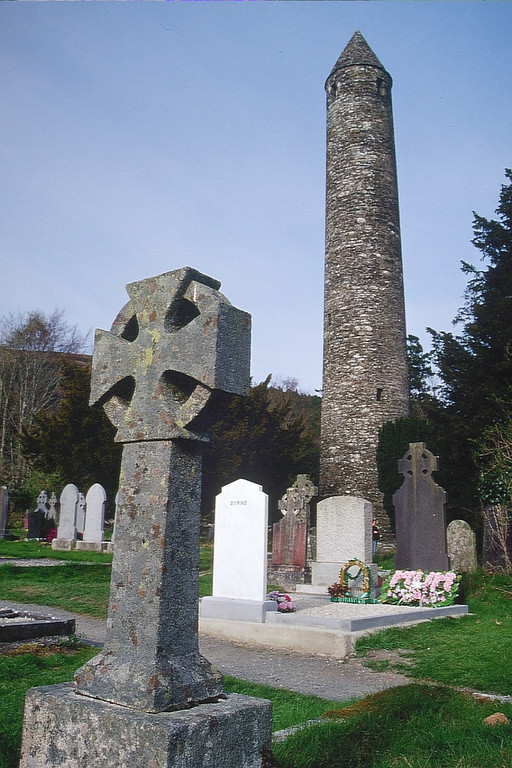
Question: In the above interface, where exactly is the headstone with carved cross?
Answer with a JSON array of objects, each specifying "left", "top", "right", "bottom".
[
  {"left": 20, "top": 268, "right": 272, "bottom": 768},
  {"left": 270, "top": 475, "right": 318, "bottom": 588},
  {"left": 394, "top": 442, "right": 450, "bottom": 571}
]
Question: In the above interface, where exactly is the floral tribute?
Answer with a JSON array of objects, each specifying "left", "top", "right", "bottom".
[
  {"left": 380, "top": 570, "right": 460, "bottom": 607},
  {"left": 268, "top": 591, "right": 296, "bottom": 613},
  {"left": 327, "top": 582, "right": 348, "bottom": 599}
]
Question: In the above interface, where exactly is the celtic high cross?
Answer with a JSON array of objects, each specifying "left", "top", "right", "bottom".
[{"left": 74, "top": 267, "right": 251, "bottom": 713}]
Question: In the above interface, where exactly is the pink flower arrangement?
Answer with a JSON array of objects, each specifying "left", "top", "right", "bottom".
[
  {"left": 268, "top": 591, "right": 296, "bottom": 613},
  {"left": 380, "top": 570, "right": 460, "bottom": 607}
]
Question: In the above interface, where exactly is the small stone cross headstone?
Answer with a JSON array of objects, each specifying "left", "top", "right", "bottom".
[
  {"left": 270, "top": 474, "right": 317, "bottom": 588},
  {"left": 394, "top": 442, "right": 449, "bottom": 571},
  {"left": 0, "top": 486, "right": 9, "bottom": 539},
  {"left": 47, "top": 492, "right": 58, "bottom": 522},
  {"left": 36, "top": 491, "right": 49, "bottom": 517}
]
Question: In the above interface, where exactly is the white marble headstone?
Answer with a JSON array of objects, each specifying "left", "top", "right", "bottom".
[
  {"left": 56, "top": 484, "right": 79, "bottom": 541},
  {"left": 212, "top": 478, "right": 269, "bottom": 602},
  {"left": 82, "top": 483, "right": 106, "bottom": 544}
]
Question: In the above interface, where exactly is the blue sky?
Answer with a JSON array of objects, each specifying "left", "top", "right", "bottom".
[{"left": 1, "top": 1, "right": 511, "bottom": 394}]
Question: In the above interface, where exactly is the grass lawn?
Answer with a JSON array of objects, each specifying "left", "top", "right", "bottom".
[
  {"left": 356, "top": 571, "right": 512, "bottom": 696},
  {"left": 0, "top": 643, "right": 346, "bottom": 768},
  {"left": 1, "top": 544, "right": 511, "bottom": 767}
]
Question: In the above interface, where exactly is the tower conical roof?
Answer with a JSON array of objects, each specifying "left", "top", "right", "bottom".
[{"left": 329, "top": 31, "right": 385, "bottom": 76}]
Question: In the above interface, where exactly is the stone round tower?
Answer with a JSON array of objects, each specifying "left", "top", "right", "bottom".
[{"left": 320, "top": 31, "right": 409, "bottom": 523}]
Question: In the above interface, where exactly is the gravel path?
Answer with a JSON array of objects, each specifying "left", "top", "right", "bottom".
[{"left": 0, "top": 598, "right": 411, "bottom": 703}]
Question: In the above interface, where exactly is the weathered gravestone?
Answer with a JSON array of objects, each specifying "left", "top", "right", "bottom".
[
  {"left": 51, "top": 483, "right": 79, "bottom": 551},
  {"left": 0, "top": 486, "right": 8, "bottom": 539},
  {"left": 447, "top": 520, "right": 477, "bottom": 573},
  {"left": 270, "top": 474, "right": 317, "bottom": 588},
  {"left": 47, "top": 492, "right": 58, "bottom": 522},
  {"left": 308, "top": 496, "right": 374, "bottom": 588},
  {"left": 27, "top": 491, "right": 48, "bottom": 540},
  {"left": 201, "top": 478, "right": 276, "bottom": 622},
  {"left": 20, "top": 267, "right": 271, "bottom": 768},
  {"left": 394, "top": 443, "right": 449, "bottom": 572},
  {"left": 76, "top": 483, "right": 106, "bottom": 552},
  {"left": 76, "top": 491, "right": 86, "bottom": 535}
]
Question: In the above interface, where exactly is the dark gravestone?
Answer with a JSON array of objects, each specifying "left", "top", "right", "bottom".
[
  {"left": 0, "top": 486, "right": 8, "bottom": 539},
  {"left": 270, "top": 475, "right": 317, "bottom": 588},
  {"left": 393, "top": 443, "right": 449, "bottom": 572},
  {"left": 27, "top": 508, "right": 44, "bottom": 540}
]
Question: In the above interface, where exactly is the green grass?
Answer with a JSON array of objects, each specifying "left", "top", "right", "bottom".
[
  {"left": 0, "top": 537, "right": 113, "bottom": 564},
  {"left": 272, "top": 683, "right": 512, "bottom": 768},
  {"left": 222, "top": 676, "right": 348, "bottom": 733},
  {"left": 356, "top": 571, "right": 512, "bottom": 695},
  {"left": 0, "top": 644, "right": 347, "bottom": 768},
  {"left": 0, "top": 563, "right": 111, "bottom": 617},
  {"left": 0, "top": 643, "right": 98, "bottom": 768}
]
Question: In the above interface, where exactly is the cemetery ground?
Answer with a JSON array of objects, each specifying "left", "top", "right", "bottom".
[{"left": 1, "top": 543, "right": 511, "bottom": 768}]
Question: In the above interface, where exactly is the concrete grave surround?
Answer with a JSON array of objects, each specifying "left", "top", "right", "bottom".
[
  {"left": 447, "top": 520, "right": 478, "bottom": 573},
  {"left": 201, "top": 478, "right": 276, "bottom": 622},
  {"left": 394, "top": 443, "right": 449, "bottom": 572},
  {"left": 0, "top": 486, "right": 9, "bottom": 539},
  {"left": 52, "top": 483, "right": 79, "bottom": 550},
  {"left": 20, "top": 267, "right": 271, "bottom": 768},
  {"left": 76, "top": 483, "right": 106, "bottom": 552},
  {"left": 305, "top": 496, "right": 373, "bottom": 588}
]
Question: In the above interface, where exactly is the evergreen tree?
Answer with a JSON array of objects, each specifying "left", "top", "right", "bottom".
[
  {"left": 429, "top": 169, "right": 512, "bottom": 527},
  {"left": 21, "top": 360, "right": 122, "bottom": 508},
  {"left": 201, "top": 376, "right": 317, "bottom": 521}
]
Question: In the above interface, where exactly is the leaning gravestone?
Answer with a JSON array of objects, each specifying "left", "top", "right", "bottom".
[
  {"left": 447, "top": 520, "right": 477, "bottom": 573},
  {"left": 76, "top": 483, "right": 106, "bottom": 552},
  {"left": 394, "top": 443, "right": 449, "bottom": 571},
  {"left": 0, "top": 486, "right": 8, "bottom": 539},
  {"left": 201, "top": 478, "right": 276, "bottom": 622},
  {"left": 51, "top": 483, "right": 79, "bottom": 551},
  {"left": 20, "top": 267, "right": 271, "bottom": 767},
  {"left": 270, "top": 474, "right": 317, "bottom": 589}
]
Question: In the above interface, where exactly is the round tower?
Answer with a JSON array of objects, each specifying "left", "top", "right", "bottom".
[{"left": 320, "top": 31, "right": 409, "bottom": 521}]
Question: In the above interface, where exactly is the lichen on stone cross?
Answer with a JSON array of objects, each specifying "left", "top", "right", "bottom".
[
  {"left": 90, "top": 266, "right": 251, "bottom": 443},
  {"left": 278, "top": 475, "right": 318, "bottom": 523},
  {"left": 74, "top": 267, "right": 251, "bottom": 714}
]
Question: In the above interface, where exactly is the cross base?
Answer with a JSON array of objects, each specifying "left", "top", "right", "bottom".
[{"left": 19, "top": 683, "right": 273, "bottom": 768}]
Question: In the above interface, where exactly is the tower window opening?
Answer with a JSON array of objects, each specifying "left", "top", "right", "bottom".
[
  {"left": 376, "top": 77, "right": 383, "bottom": 96},
  {"left": 376, "top": 388, "right": 383, "bottom": 402}
]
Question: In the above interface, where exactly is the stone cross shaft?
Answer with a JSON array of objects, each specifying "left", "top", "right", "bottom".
[{"left": 74, "top": 267, "right": 250, "bottom": 713}]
